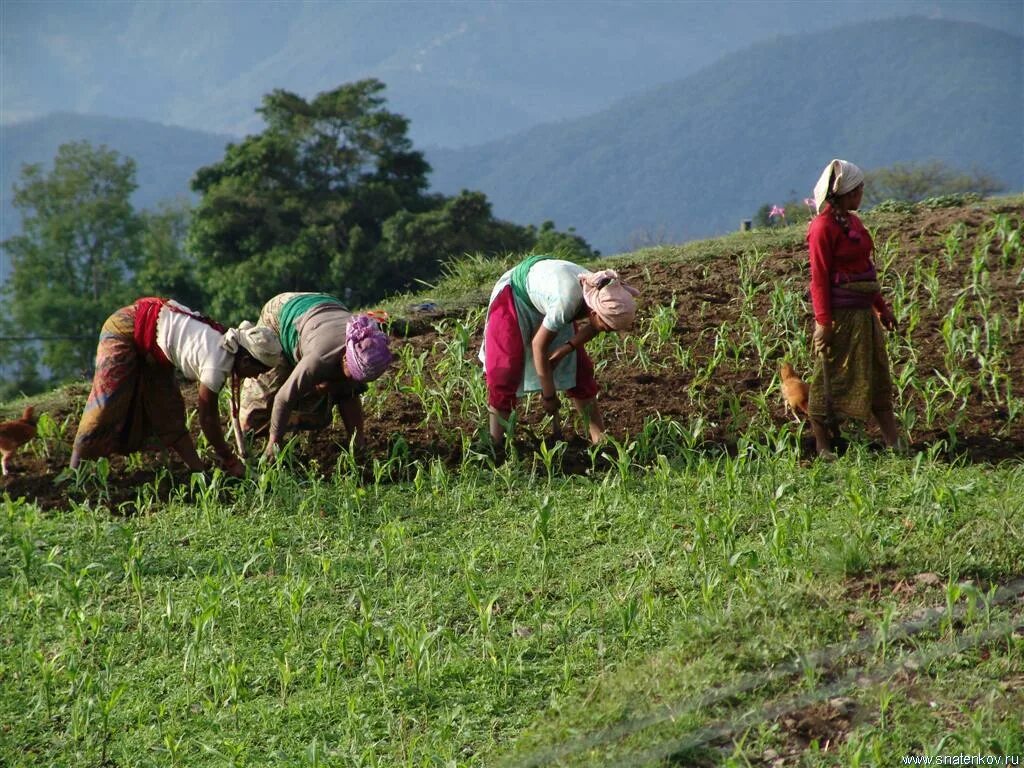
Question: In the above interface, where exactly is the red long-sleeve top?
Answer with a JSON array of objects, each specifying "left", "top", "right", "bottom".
[{"left": 807, "top": 207, "right": 888, "bottom": 325}]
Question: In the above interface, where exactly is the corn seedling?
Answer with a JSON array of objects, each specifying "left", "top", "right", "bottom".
[{"left": 942, "top": 222, "right": 967, "bottom": 268}]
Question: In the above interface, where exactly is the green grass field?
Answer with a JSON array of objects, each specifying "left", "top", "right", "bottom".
[{"left": 2, "top": 197, "right": 1022, "bottom": 766}]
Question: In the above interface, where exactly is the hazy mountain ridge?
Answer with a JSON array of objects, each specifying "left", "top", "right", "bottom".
[
  {"left": 4, "top": 1, "right": 1020, "bottom": 147},
  {"left": 1, "top": 18, "right": 1020, "bottom": 259},
  {"left": 426, "top": 18, "right": 1024, "bottom": 252}
]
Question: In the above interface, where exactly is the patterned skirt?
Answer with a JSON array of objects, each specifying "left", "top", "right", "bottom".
[
  {"left": 72, "top": 304, "right": 187, "bottom": 459},
  {"left": 808, "top": 307, "right": 894, "bottom": 422}
]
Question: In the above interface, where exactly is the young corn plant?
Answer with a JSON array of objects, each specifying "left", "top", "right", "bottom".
[
  {"left": 465, "top": 576, "right": 500, "bottom": 654},
  {"left": 875, "top": 233, "right": 900, "bottom": 273},
  {"left": 940, "top": 294, "right": 970, "bottom": 371},
  {"left": 886, "top": 270, "right": 912, "bottom": 327},
  {"left": 396, "top": 621, "right": 439, "bottom": 690},
  {"left": 533, "top": 439, "right": 566, "bottom": 483},
  {"left": 122, "top": 535, "right": 146, "bottom": 634},
  {"left": 737, "top": 248, "right": 768, "bottom": 313},
  {"left": 600, "top": 436, "right": 638, "bottom": 484},
  {"left": 967, "top": 229, "right": 994, "bottom": 296},
  {"left": 916, "top": 258, "right": 942, "bottom": 311},
  {"left": 29, "top": 412, "right": 73, "bottom": 461},
  {"left": 942, "top": 222, "right": 967, "bottom": 268},
  {"left": 1002, "top": 385, "right": 1023, "bottom": 433},
  {"left": 750, "top": 322, "right": 783, "bottom": 374},
  {"left": 626, "top": 333, "right": 656, "bottom": 373},
  {"left": 641, "top": 298, "right": 678, "bottom": 354},
  {"left": 986, "top": 213, "right": 1022, "bottom": 269},
  {"left": 920, "top": 378, "right": 947, "bottom": 430}
]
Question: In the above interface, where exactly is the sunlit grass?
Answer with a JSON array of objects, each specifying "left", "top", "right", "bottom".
[{"left": 2, "top": 196, "right": 1022, "bottom": 766}]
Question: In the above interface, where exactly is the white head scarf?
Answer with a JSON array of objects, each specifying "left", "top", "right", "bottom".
[
  {"left": 813, "top": 159, "right": 864, "bottom": 214},
  {"left": 220, "top": 321, "right": 284, "bottom": 369}
]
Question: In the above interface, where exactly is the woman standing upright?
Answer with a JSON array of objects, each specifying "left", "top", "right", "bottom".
[
  {"left": 71, "top": 298, "right": 283, "bottom": 476},
  {"left": 807, "top": 159, "right": 904, "bottom": 458},
  {"left": 480, "top": 255, "right": 639, "bottom": 448},
  {"left": 238, "top": 293, "right": 392, "bottom": 459}
]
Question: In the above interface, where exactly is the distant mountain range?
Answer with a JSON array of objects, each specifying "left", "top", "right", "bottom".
[
  {"left": 1, "top": 17, "right": 1021, "bottom": 262},
  {"left": 426, "top": 18, "right": 1024, "bottom": 252},
  {"left": 0, "top": 114, "right": 232, "bottom": 252},
  {"left": 4, "top": 1, "right": 1020, "bottom": 148}
]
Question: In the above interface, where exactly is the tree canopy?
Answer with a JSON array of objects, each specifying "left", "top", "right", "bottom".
[
  {"left": 0, "top": 145, "right": 203, "bottom": 398},
  {"left": 1, "top": 142, "right": 143, "bottom": 391},
  {"left": 189, "top": 79, "right": 594, "bottom": 321},
  {"left": 863, "top": 161, "right": 1005, "bottom": 207}
]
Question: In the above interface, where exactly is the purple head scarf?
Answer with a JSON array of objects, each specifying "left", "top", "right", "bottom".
[{"left": 345, "top": 314, "right": 392, "bottom": 382}]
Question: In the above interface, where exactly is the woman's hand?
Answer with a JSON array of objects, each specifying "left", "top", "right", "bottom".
[
  {"left": 220, "top": 453, "right": 245, "bottom": 478},
  {"left": 263, "top": 440, "right": 281, "bottom": 461},
  {"left": 542, "top": 394, "right": 562, "bottom": 440},
  {"left": 548, "top": 341, "right": 575, "bottom": 366},
  {"left": 812, "top": 322, "right": 833, "bottom": 355},
  {"left": 877, "top": 305, "right": 898, "bottom": 331},
  {"left": 196, "top": 383, "right": 243, "bottom": 474}
]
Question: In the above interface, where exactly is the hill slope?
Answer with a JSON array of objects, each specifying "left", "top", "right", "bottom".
[
  {"left": 427, "top": 18, "right": 1024, "bottom": 253},
  {"left": 0, "top": 196, "right": 1021, "bottom": 766},
  {"left": 1, "top": 198, "right": 1022, "bottom": 766},
  {"left": 0, "top": 112, "right": 233, "bottom": 247},
  {"left": 3, "top": 194, "right": 1022, "bottom": 500}
]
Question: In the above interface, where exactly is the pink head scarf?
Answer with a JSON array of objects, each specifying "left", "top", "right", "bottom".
[
  {"left": 345, "top": 314, "right": 392, "bottom": 382},
  {"left": 579, "top": 269, "right": 640, "bottom": 331}
]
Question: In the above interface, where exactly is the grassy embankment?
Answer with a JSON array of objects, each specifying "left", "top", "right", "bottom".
[{"left": 1, "top": 197, "right": 1022, "bottom": 766}]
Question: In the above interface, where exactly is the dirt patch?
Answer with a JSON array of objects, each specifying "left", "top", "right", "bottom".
[
  {"left": 2, "top": 203, "right": 1022, "bottom": 510},
  {"left": 759, "top": 698, "right": 859, "bottom": 765},
  {"left": 841, "top": 568, "right": 961, "bottom": 605}
]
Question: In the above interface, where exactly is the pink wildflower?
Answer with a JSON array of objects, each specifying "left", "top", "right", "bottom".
[{"left": 769, "top": 205, "right": 786, "bottom": 219}]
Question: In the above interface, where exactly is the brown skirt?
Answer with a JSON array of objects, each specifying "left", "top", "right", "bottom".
[
  {"left": 72, "top": 305, "right": 187, "bottom": 459},
  {"left": 808, "top": 307, "right": 894, "bottom": 422}
]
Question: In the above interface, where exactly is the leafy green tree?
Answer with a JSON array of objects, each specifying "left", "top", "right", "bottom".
[
  {"left": 375, "top": 194, "right": 598, "bottom": 303},
  {"left": 1, "top": 141, "right": 143, "bottom": 385},
  {"left": 0, "top": 325, "right": 45, "bottom": 402},
  {"left": 189, "top": 79, "right": 431, "bottom": 319},
  {"left": 374, "top": 191, "right": 532, "bottom": 297},
  {"left": 189, "top": 79, "right": 594, "bottom": 319},
  {"left": 528, "top": 220, "right": 598, "bottom": 261},
  {"left": 134, "top": 200, "right": 205, "bottom": 310},
  {"left": 863, "top": 161, "right": 1004, "bottom": 207}
]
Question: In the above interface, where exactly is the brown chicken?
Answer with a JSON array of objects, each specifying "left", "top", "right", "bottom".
[
  {"left": 0, "top": 405, "right": 39, "bottom": 476},
  {"left": 779, "top": 363, "right": 809, "bottom": 422}
]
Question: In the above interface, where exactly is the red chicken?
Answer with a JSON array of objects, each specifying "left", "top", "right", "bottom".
[
  {"left": 779, "top": 363, "right": 809, "bottom": 422},
  {"left": 0, "top": 405, "right": 39, "bottom": 476}
]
